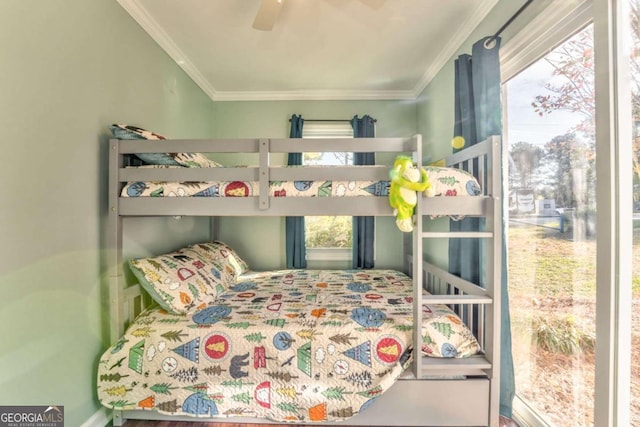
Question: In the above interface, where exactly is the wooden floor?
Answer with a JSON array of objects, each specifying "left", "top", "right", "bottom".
[
  {"left": 121, "top": 417, "right": 519, "bottom": 427},
  {"left": 122, "top": 422, "right": 401, "bottom": 427},
  {"left": 124, "top": 423, "right": 298, "bottom": 427}
]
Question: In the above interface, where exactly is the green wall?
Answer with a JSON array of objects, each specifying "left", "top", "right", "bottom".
[
  {"left": 417, "top": 0, "right": 553, "bottom": 163},
  {"left": 211, "top": 100, "right": 418, "bottom": 271},
  {"left": 415, "top": 0, "right": 550, "bottom": 268},
  {"left": 0, "top": 1, "right": 213, "bottom": 426},
  {"left": 0, "top": 1, "right": 550, "bottom": 425},
  {"left": 416, "top": 0, "right": 546, "bottom": 149}
]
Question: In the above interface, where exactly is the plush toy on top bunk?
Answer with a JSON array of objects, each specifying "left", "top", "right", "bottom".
[{"left": 389, "top": 156, "right": 433, "bottom": 232}]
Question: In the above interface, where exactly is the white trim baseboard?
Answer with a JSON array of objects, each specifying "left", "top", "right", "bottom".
[{"left": 80, "top": 407, "right": 111, "bottom": 427}]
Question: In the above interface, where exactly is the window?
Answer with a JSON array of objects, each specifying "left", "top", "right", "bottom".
[
  {"left": 624, "top": 1, "right": 640, "bottom": 423},
  {"left": 302, "top": 122, "right": 355, "bottom": 261},
  {"left": 501, "top": 1, "right": 640, "bottom": 425},
  {"left": 505, "top": 24, "right": 597, "bottom": 426}
]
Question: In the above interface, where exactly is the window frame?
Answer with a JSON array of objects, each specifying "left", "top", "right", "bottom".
[
  {"left": 302, "top": 121, "right": 355, "bottom": 262},
  {"left": 500, "top": 0, "right": 634, "bottom": 425},
  {"left": 592, "top": 1, "right": 633, "bottom": 426}
]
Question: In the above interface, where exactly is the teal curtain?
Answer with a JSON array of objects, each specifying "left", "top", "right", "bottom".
[
  {"left": 450, "top": 36, "right": 515, "bottom": 418},
  {"left": 285, "top": 114, "right": 306, "bottom": 269},
  {"left": 350, "top": 115, "right": 375, "bottom": 269}
]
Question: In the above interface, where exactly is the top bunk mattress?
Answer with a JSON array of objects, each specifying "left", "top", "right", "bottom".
[
  {"left": 122, "top": 172, "right": 389, "bottom": 198},
  {"left": 110, "top": 135, "right": 499, "bottom": 216},
  {"left": 120, "top": 166, "right": 481, "bottom": 199}
]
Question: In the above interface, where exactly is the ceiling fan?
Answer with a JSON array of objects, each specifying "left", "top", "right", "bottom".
[
  {"left": 252, "top": 0, "right": 284, "bottom": 31},
  {"left": 252, "top": 0, "right": 385, "bottom": 31}
]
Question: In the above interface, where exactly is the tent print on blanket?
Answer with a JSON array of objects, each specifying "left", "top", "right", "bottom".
[
  {"left": 122, "top": 179, "right": 392, "bottom": 198},
  {"left": 98, "top": 269, "right": 480, "bottom": 422}
]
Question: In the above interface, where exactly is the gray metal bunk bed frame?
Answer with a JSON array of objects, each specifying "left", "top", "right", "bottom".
[{"left": 106, "top": 134, "right": 502, "bottom": 426}]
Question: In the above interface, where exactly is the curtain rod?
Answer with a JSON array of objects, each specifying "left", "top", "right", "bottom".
[
  {"left": 486, "top": 0, "right": 534, "bottom": 46},
  {"left": 288, "top": 118, "right": 377, "bottom": 123}
]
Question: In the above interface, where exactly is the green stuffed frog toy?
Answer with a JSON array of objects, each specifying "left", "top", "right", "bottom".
[{"left": 389, "top": 156, "right": 432, "bottom": 232}]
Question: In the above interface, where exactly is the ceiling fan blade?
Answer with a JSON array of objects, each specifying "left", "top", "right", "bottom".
[
  {"left": 252, "top": 0, "right": 284, "bottom": 31},
  {"left": 359, "top": 0, "right": 385, "bottom": 9}
]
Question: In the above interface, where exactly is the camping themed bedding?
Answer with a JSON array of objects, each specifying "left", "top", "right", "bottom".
[
  {"left": 98, "top": 269, "right": 480, "bottom": 423},
  {"left": 119, "top": 165, "right": 482, "bottom": 199},
  {"left": 122, "top": 178, "right": 390, "bottom": 198}
]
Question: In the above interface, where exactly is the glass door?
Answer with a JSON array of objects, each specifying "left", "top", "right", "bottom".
[
  {"left": 626, "top": 1, "right": 640, "bottom": 423},
  {"left": 504, "top": 24, "right": 597, "bottom": 426}
]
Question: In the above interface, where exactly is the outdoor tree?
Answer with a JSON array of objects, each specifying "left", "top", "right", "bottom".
[
  {"left": 630, "top": 0, "right": 640, "bottom": 198},
  {"left": 526, "top": 26, "right": 596, "bottom": 221},
  {"left": 303, "top": 152, "right": 323, "bottom": 163},
  {"left": 303, "top": 150, "right": 354, "bottom": 248},
  {"left": 531, "top": 26, "right": 595, "bottom": 138},
  {"left": 305, "top": 216, "right": 352, "bottom": 248},
  {"left": 544, "top": 133, "right": 595, "bottom": 212},
  {"left": 303, "top": 152, "right": 352, "bottom": 165},
  {"left": 509, "top": 141, "right": 544, "bottom": 189},
  {"left": 530, "top": 5, "right": 640, "bottom": 203}
]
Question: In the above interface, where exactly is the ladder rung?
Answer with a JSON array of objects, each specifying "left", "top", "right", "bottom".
[
  {"left": 420, "top": 231, "right": 494, "bottom": 238},
  {"left": 420, "top": 355, "right": 491, "bottom": 372},
  {"left": 422, "top": 295, "right": 492, "bottom": 304}
]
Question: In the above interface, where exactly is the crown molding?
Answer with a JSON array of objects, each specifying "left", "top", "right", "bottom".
[
  {"left": 411, "top": 0, "right": 500, "bottom": 98},
  {"left": 116, "top": 0, "right": 218, "bottom": 100},
  {"left": 212, "top": 89, "right": 417, "bottom": 102},
  {"left": 117, "top": 0, "right": 491, "bottom": 102}
]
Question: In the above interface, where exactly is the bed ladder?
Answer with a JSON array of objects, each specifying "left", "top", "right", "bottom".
[{"left": 411, "top": 135, "right": 502, "bottom": 426}]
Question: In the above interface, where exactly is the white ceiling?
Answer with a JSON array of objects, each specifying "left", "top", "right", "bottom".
[{"left": 117, "top": 0, "right": 499, "bottom": 101}]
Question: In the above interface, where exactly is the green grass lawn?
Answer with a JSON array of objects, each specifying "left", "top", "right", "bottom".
[{"left": 507, "top": 222, "right": 640, "bottom": 426}]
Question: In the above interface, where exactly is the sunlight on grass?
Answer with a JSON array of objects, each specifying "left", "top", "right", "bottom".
[
  {"left": 509, "top": 223, "right": 640, "bottom": 426},
  {"left": 509, "top": 224, "right": 597, "bottom": 426},
  {"left": 509, "top": 226, "right": 597, "bottom": 297}
]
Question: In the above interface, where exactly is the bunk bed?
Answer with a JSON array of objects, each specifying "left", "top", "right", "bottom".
[{"left": 100, "top": 134, "right": 502, "bottom": 426}]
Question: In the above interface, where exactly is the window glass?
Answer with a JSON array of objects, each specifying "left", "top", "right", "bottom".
[
  {"left": 626, "top": 1, "right": 640, "bottom": 423},
  {"left": 505, "top": 24, "right": 596, "bottom": 426},
  {"left": 302, "top": 122, "right": 354, "bottom": 254}
]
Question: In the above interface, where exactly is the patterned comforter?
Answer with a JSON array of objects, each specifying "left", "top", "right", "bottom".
[
  {"left": 121, "top": 179, "right": 389, "bottom": 198},
  {"left": 97, "top": 269, "right": 479, "bottom": 422},
  {"left": 119, "top": 165, "right": 482, "bottom": 199}
]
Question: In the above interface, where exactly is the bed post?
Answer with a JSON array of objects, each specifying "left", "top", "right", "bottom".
[
  {"left": 487, "top": 135, "right": 502, "bottom": 427},
  {"left": 412, "top": 134, "right": 423, "bottom": 379},
  {"left": 107, "top": 139, "right": 124, "bottom": 343},
  {"left": 258, "top": 138, "right": 270, "bottom": 210},
  {"left": 402, "top": 233, "right": 411, "bottom": 275},
  {"left": 107, "top": 138, "right": 125, "bottom": 427},
  {"left": 210, "top": 217, "right": 220, "bottom": 241}
]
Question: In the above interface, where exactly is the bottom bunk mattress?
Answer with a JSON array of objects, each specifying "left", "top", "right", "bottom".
[{"left": 97, "top": 269, "right": 480, "bottom": 423}]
